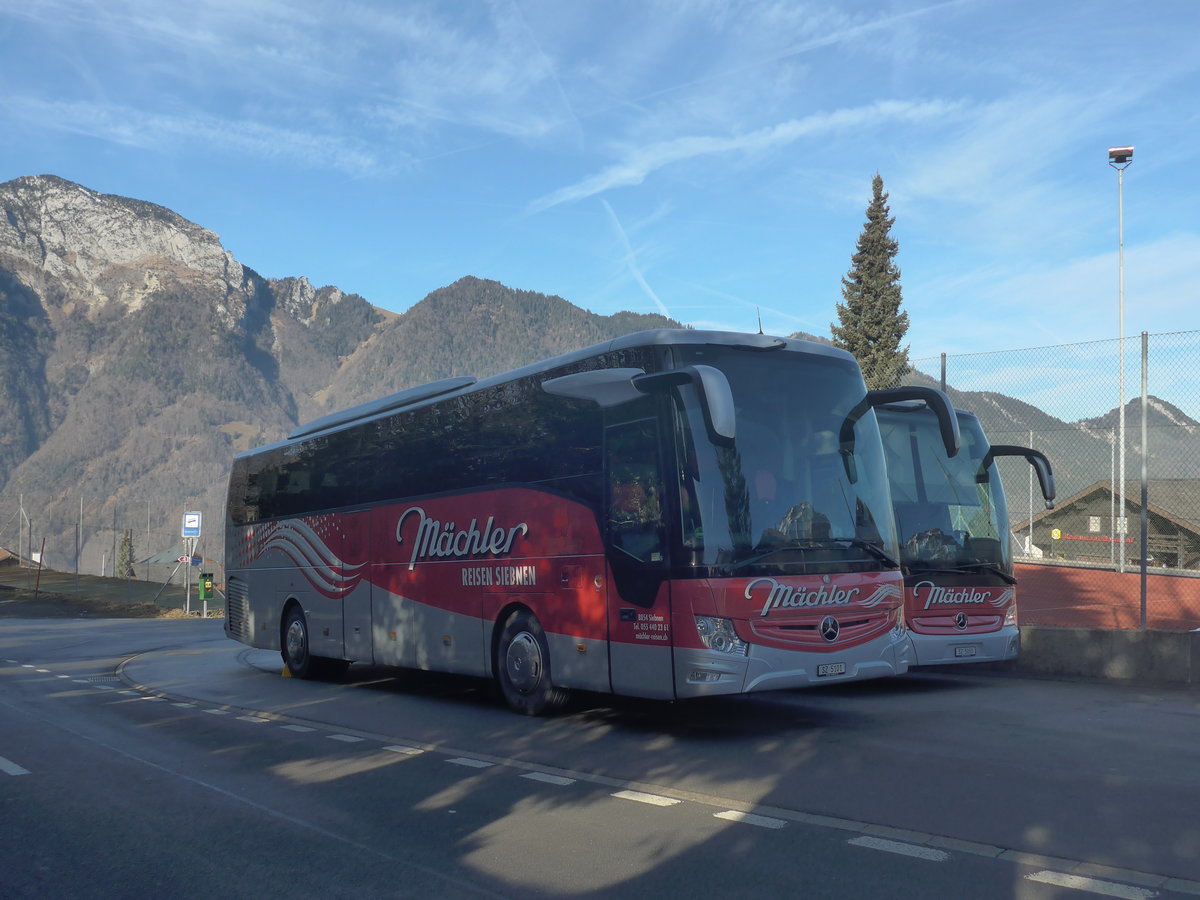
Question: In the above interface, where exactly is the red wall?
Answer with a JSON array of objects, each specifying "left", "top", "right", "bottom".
[{"left": 1015, "top": 562, "right": 1200, "bottom": 630}]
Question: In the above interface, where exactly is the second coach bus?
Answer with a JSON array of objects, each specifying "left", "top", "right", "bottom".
[
  {"left": 876, "top": 401, "right": 1055, "bottom": 666},
  {"left": 225, "top": 330, "right": 959, "bottom": 713}
]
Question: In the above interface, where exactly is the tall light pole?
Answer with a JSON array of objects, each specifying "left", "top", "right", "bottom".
[{"left": 1108, "top": 145, "right": 1133, "bottom": 572}]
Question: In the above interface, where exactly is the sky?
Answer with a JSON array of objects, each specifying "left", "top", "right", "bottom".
[{"left": 1, "top": 0, "right": 1197, "bottom": 369}]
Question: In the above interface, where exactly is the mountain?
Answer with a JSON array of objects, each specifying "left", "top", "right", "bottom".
[
  {"left": 0, "top": 175, "right": 678, "bottom": 573},
  {"left": 899, "top": 365, "right": 1200, "bottom": 511}
]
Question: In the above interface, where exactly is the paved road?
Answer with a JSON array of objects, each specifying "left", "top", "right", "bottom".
[{"left": 2, "top": 618, "right": 1199, "bottom": 898}]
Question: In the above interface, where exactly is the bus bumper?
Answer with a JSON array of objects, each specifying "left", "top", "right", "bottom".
[
  {"left": 674, "top": 628, "right": 912, "bottom": 698},
  {"left": 908, "top": 625, "right": 1020, "bottom": 666}
]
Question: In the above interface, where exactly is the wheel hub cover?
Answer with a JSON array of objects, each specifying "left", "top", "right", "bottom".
[{"left": 506, "top": 632, "right": 543, "bottom": 693}]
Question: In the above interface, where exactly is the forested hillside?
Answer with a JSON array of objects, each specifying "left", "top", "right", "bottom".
[{"left": 0, "top": 175, "right": 677, "bottom": 573}]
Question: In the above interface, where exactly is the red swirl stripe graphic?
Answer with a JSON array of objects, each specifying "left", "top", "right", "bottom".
[
  {"left": 860, "top": 583, "right": 903, "bottom": 608},
  {"left": 253, "top": 518, "right": 366, "bottom": 599}
]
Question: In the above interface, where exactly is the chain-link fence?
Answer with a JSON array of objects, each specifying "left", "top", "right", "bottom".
[{"left": 873, "top": 330, "right": 1200, "bottom": 631}]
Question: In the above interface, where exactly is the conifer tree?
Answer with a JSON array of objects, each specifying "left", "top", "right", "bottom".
[
  {"left": 117, "top": 529, "right": 136, "bottom": 579},
  {"left": 831, "top": 173, "right": 910, "bottom": 390}
]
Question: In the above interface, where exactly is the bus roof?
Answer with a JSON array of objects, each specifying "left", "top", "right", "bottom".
[{"left": 238, "top": 329, "right": 857, "bottom": 459}]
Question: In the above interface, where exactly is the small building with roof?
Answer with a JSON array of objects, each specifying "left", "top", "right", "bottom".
[{"left": 1013, "top": 479, "right": 1200, "bottom": 569}]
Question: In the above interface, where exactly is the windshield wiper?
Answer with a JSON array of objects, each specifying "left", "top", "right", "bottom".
[
  {"left": 957, "top": 561, "right": 1018, "bottom": 584},
  {"left": 837, "top": 538, "right": 900, "bottom": 569},
  {"left": 732, "top": 538, "right": 899, "bottom": 572},
  {"left": 906, "top": 561, "right": 1017, "bottom": 585}
]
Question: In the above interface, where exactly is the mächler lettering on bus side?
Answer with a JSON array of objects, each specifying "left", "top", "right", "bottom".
[{"left": 396, "top": 506, "right": 529, "bottom": 571}]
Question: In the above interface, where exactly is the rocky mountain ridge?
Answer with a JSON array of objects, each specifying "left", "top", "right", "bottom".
[{"left": 0, "top": 175, "right": 676, "bottom": 572}]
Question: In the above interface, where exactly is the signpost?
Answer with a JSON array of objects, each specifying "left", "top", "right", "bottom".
[
  {"left": 182, "top": 511, "right": 201, "bottom": 538},
  {"left": 181, "top": 512, "right": 202, "bottom": 615}
]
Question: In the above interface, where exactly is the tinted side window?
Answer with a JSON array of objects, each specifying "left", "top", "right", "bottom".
[{"left": 606, "top": 418, "right": 666, "bottom": 563}]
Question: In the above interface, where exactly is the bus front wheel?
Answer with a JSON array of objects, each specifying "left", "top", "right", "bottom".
[{"left": 496, "top": 610, "right": 567, "bottom": 716}]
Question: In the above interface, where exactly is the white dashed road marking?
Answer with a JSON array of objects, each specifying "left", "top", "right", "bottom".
[
  {"left": 849, "top": 836, "right": 950, "bottom": 862},
  {"left": 714, "top": 810, "right": 786, "bottom": 830},
  {"left": 447, "top": 757, "right": 492, "bottom": 768},
  {"left": 612, "top": 790, "right": 680, "bottom": 807},
  {"left": 1025, "top": 870, "right": 1156, "bottom": 900},
  {"left": 521, "top": 772, "right": 574, "bottom": 786},
  {"left": 0, "top": 755, "right": 31, "bottom": 776}
]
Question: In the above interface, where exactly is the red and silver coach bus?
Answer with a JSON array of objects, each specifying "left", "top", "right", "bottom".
[
  {"left": 875, "top": 402, "right": 1055, "bottom": 666},
  {"left": 224, "top": 330, "right": 959, "bottom": 713}
]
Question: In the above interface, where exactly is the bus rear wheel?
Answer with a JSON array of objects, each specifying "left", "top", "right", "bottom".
[
  {"left": 281, "top": 605, "right": 349, "bottom": 680},
  {"left": 496, "top": 610, "right": 567, "bottom": 716},
  {"left": 282, "top": 605, "right": 315, "bottom": 678}
]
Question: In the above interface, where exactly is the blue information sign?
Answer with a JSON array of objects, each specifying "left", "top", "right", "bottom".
[{"left": 182, "top": 511, "right": 202, "bottom": 538}]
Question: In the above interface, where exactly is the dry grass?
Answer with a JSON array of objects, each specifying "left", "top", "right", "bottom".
[{"left": 0, "top": 586, "right": 222, "bottom": 619}]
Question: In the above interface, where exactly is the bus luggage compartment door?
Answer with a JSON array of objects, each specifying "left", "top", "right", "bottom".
[{"left": 608, "top": 575, "right": 675, "bottom": 700}]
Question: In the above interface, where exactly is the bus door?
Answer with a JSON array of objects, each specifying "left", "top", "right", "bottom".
[
  {"left": 604, "top": 416, "right": 675, "bottom": 699},
  {"left": 342, "top": 509, "right": 373, "bottom": 663}
]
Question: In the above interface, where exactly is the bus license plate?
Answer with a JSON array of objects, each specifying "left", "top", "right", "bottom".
[
  {"left": 817, "top": 662, "right": 847, "bottom": 677},
  {"left": 954, "top": 646, "right": 977, "bottom": 658}
]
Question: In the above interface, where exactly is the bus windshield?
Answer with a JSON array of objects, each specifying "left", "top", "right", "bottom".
[
  {"left": 877, "top": 407, "right": 1012, "bottom": 574},
  {"left": 671, "top": 347, "right": 898, "bottom": 571}
]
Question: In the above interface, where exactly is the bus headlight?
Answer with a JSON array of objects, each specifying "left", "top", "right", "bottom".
[
  {"left": 694, "top": 616, "right": 748, "bottom": 656},
  {"left": 1004, "top": 602, "right": 1018, "bottom": 627}
]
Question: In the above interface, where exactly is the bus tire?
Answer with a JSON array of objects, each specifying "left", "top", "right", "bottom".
[
  {"left": 496, "top": 610, "right": 567, "bottom": 716},
  {"left": 282, "top": 606, "right": 349, "bottom": 680},
  {"left": 282, "top": 605, "right": 316, "bottom": 679}
]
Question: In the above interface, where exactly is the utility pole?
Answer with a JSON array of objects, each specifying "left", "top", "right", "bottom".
[{"left": 1108, "top": 145, "right": 1133, "bottom": 572}]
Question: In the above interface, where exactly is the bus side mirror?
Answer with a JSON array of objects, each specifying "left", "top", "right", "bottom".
[
  {"left": 867, "top": 387, "right": 960, "bottom": 458},
  {"left": 542, "top": 365, "right": 736, "bottom": 447},
  {"left": 633, "top": 365, "right": 735, "bottom": 447},
  {"left": 983, "top": 445, "right": 1057, "bottom": 509},
  {"left": 839, "top": 385, "right": 960, "bottom": 482},
  {"left": 541, "top": 368, "right": 649, "bottom": 407}
]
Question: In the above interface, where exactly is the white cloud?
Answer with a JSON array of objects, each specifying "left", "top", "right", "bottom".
[
  {"left": 5, "top": 97, "right": 386, "bottom": 176},
  {"left": 909, "top": 233, "right": 1200, "bottom": 358},
  {"left": 528, "top": 99, "right": 960, "bottom": 213},
  {"left": 600, "top": 199, "right": 670, "bottom": 318}
]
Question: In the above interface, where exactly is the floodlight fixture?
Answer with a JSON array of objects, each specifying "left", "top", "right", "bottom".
[{"left": 1108, "top": 146, "right": 1134, "bottom": 168}]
